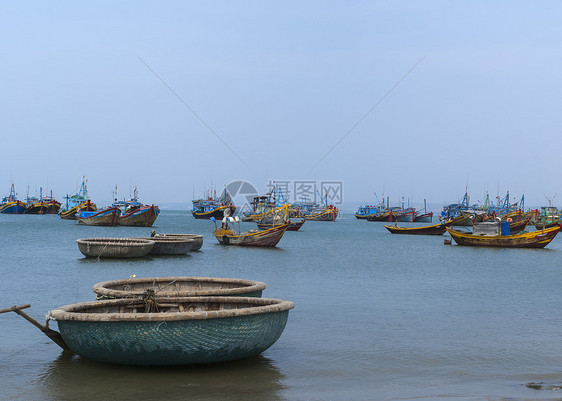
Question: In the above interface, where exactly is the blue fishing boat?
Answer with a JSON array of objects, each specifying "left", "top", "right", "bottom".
[
  {"left": 192, "top": 188, "right": 236, "bottom": 219},
  {"left": 59, "top": 178, "right": 97, "bottom": 220},
  {"left": 0, "top": 184, "right": 26, "bottom": 214},
  {"left": 355, "top": 204, "right": 383, "bottom": 219}
]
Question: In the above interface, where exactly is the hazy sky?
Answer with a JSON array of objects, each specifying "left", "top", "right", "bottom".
[{"left": 2, "top": 1, "right": 562, "bottom": 208}]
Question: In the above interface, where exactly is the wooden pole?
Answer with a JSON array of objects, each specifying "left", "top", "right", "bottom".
[{"left": 0, "top": 304, "right": 71, "bottom": 351}]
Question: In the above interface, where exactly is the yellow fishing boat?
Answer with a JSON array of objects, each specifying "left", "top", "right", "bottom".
[{"left": 446, "top": 225, "right": 561, "bottom": 248}]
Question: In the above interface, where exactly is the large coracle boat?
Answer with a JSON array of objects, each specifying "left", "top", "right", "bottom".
[
  {"left": 76, "top": 238, "right": 155, "bottom": 258},
  {"left": 137, "top": 236, "right": 194, "bottom": 255},
  {"left": 47, "top": 296, "right": 294, "bottom": 366},
  {"left": 154, "top": 233, "right": 204, "bottom": 251},
  {"left": 92, "top": 276, "right": 267, "bottom": 299}
]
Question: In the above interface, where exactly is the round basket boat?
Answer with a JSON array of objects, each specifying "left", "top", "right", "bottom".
[
  {"left": 93, "top": 276, "right": 267, "bottom": 299},
  {"left": 76, "top": 238, "right": 155, "bottom": 258},
  {"left": 48, "top": 296, "right": 295, "bottom": 366},
  {"left": 154, "top": 234, "right": 203, "bottom": 251},
  {"left": 137, "top": 237, "right": 194, "bottom": 255}
]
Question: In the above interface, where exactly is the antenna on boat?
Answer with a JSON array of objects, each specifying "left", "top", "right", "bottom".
[{"left": 544, "top": 193, "right": 557, "bottom": 207}]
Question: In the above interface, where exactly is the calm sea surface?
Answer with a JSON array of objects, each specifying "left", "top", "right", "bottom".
[{"left": 2, "top": 211, "right": 562, "bottom": 400}]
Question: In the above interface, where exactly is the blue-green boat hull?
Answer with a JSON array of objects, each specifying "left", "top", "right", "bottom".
[{"left": 57, "top": 311, "right": 289, "bottom": 366}]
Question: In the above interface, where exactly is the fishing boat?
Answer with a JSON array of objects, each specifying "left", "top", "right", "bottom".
[
  {"left": 76, "top": 207, "right": 121, "bottom": 226},
  {"left": 530, "top": 204, "right": 560, "bottom": 230},
  {"left": 0, "top": 184, "right": 26, "bottom": 214},
  {"left": 110, "top": 186, "right": 160, "bottom": 226},
  {"left": 355, "top": 204, "right": 383, "bottom": 219},
  {"left": 242, "top": 195, "right": 277, "bottom": 222},
  {"left": 303, "top": 205, "right": 339, "bottom": 221},
  {"left": 192, "top": 188, "right": 236, "bottom": 219},
  {"left": 112, "top": 186, "right": 144, "bottom": 214},
  {"left": 446, "top": 224, "right": 561, "bottom": 248},
  {"left": 213, "top": 215, "right": 289, "bottom": 247},
  {"left": 76, "top": 238, "right": 155, "bottom": 258},
  {"left": 384, "top": 222, "right": 448, "bottom": 235},
  {"left": 440, "top": 190, "right": 475, "bottom": 224},
  {"left": 367, "top": 210, "right": 397, "bottom": 222},
  {"left": 59, "top": 179, "right": 97, "bottom": 220},
  {"left": 397, "top": 208, "right": 416, "bottom": 222},
  {"left": 24, "top": 188, "right": 61, "bottom": 214},
  {"left": 508, "top": 218, "right": 530, "bottom": 235},
  {"left": 154, "top": 233, "right": 204, "bottom": 251},
  {"left": 414, "top": 199, "right": 433, "bottom": 222},
  {"left": 92, "top": 276, "right": 267, "bottom": 299},
  {"left": 414, "top": 212, "right": 433, "bottom": 222},
  {"left": 118, "top": 204, "right": 159, "bottom": 227},
  {"left": 444, "top": 213, "right": 474, "bottom": 226}
]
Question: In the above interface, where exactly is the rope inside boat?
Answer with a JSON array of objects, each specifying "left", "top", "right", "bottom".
[{"left": 142, "top": 289, "right": 158, "bottom": 313}]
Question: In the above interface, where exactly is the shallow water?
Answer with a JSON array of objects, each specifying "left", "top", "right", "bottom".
[{"left": 2, "top": 212, "right": 562, "bottom": 400}]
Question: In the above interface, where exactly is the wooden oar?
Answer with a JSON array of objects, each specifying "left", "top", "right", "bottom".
[{"left": 0, "top": 304, "right": 71, "bottom": 351}]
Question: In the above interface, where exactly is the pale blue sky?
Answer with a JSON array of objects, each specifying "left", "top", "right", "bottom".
[{"left": 2, "top": 1, "right": 562, "bottom": 208}]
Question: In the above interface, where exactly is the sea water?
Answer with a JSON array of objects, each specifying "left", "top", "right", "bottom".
[{"left": 1, "top": 211, "right": 562, "bottom": 400}]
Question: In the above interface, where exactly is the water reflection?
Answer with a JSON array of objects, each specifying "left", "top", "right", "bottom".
[{"left": 38, "top": 353, "right": 287, "bottom": 401}]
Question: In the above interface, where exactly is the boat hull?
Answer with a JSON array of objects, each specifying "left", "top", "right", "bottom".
[
  {"left": 303, "top": 210, "right": 338, "bottom": 221},
  {"left": 397, "top": 212, "right": 416, "bottom": 222},
  {"left": 0, "top": 201, "right": 26, "bottom": 214},
  {"left": 155, "top": 234, "right": 204, "bottom": 251},
  {"left": 532, "top": 220, "right": 560, "bottom": 230},
  {"left": 414, "top": 212, "right": 433, "bottom": 223},
  {"left": 446, "top": 226, "right": 561, "bottom": 248},
  {"left": 60, "top": 201, "right": 96, "bottom": 220},
  {"left": 509, "top": 219, "right": 529, "bottom": 235},
  {"left": 118, "top": 205, "right": 159, "bottom": 227},
  {"left": 257, "top": 220, "right": 305, "bottom": 231},
  {"left": 214, "top": 224, "right": 288, "bottom": 247},
  {"left": 137, "top": 237, "right": 194, "bottom": 255},
  {"left": 355, "top": 213, "right": 376, "bottom": 220},
  {"left": 50, "top": 297, "right": 294, "bottom": 366},
  {"left": 384, "top": 223, "right": 447, "bottom": 235},
  {"left": 192, "top": 205, "right": 236, "bottom": 219},
  {"left": 76, "top": 238, "right": 155, "bottom": 258},
  {"left": 367, "top": 211, "right": 397, "bottom": 222},
  {"left": 24, "top": 202, "right": 50, "bottom": 214},
  {"left": 77, "top": 207, "right": 120, "bottom": 226}
]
